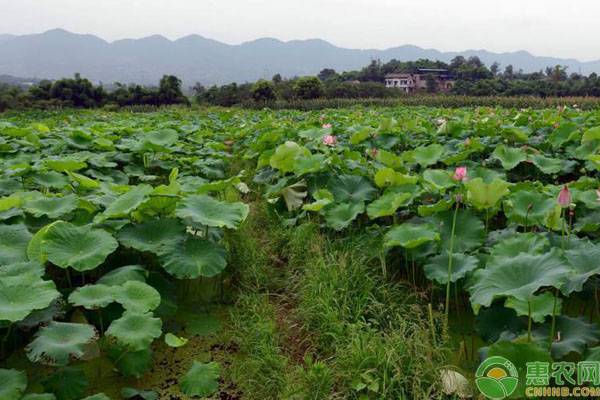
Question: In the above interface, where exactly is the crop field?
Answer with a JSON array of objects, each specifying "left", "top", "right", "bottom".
[{"left": 1, "top": 105, "right": 600, "bottom": 399}]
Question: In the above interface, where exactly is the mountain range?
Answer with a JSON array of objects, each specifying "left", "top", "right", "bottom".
[{"left": 0, "top": 29, "right": 599, "bottom": 86}]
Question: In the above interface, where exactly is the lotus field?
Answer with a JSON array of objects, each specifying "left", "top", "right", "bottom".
[{"left": 1, "top": 105, "right": 600, "bottom": 398}]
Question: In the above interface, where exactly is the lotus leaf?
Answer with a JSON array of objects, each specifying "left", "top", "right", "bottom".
[
  {"left": 384, "top": 223, "right": 440, "bottom": 249},
  {"left": 0, "top": 278, "right": 60, "bottom": 322},
  {"left": 505, "top": 291, "right": 562, "bottom": 323},
  {"left": 41, "top": 367, "right": 88, "bottom": 400},
  {"left": 464, "top": 178, "right": 510, "bottom": 210},
  {"left": 179, "top": 361, "right": 220, "bottom": 397},
  {"left": 160, "top": 237, "right": 227, "bottom": 279},
  {"left": 0, "top": 369, "right": 27, "bottom": 400},
  {"left": 26, "top": 322, "right": 98, "bottom": 366},
  {"left": 113, "top": 281, "right": 161, "bottom": 312},
  {"left": 106, "top": 311, "right": 162, "bottom": 352},
  {"left": 469, "top": 249, "right": 570, "bottom": 312},
  {"left": 98, "top": 185, "right": 153, "bottom": 220},
  {"left": 41, "top": 222, "right": 118, "bottom": 271},
  {"left": 534, "top": 316, "right": 600, "bottom": 359},
  {"left": 117, "top": 219, "right": 186, "bottom": 255},
  {"left": 323, "top": 202, "right": 364, "bottom": 231},
  {"left": 0, "top": 224, "right": 32, "bottom": 264},
  {"left": 68, "top": 284, "right": 115, "bottom": 309},
  {"left": 97, "top": 265, "right": 148, "bottom": 286},
  {"left": 328, "top": 174, "right": 377, "bottom": 203},
  {"left": 366, "top": 192, "right": 411, "bottom": 219},
  {"left": 164, "top": 333, "right": 188, "bottom": 348},
  {"left": 492, "top": 145, "right": 527, "bottom": 170},
  {"left": 23, "top": 193, "right": 78, "bottom": 218},
  {"left": 176, "top": 195, "right": 249, "bottom": 229},
  {"left": 423, "top": 252, "right": 479, "bottom": 284}
]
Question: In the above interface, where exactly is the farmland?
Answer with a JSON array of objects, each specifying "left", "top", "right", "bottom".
[{"left": 1, "top": 104, "right": 600, "bottom": 399}]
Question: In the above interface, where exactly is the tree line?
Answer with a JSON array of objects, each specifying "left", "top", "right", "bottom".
[
  {"left": 0, "top": 74, "right": 188, "bottom": 112},
  {"left": 193, "top": 56, "right": 600, "bottom": 105},
  {"left": 3, "top": 56, "right": 600, "bottom": 111}
]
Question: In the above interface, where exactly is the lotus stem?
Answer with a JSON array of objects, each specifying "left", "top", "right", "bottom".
[
  {"left": 1, "top": 323, "right": 12, "bottom": 359},
  {"left": 527, "top": 299, "right": 532, "bottom": 342},
  {"left": 445, "top": 201, "right": 460, "bottom": 329},
  {"left": 549, "top": 288, "right": 559, "bottom": 351}
]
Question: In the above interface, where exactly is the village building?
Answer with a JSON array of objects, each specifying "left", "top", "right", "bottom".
[{"left": 384, "top": 68, "right": 455, "bottom": 93}]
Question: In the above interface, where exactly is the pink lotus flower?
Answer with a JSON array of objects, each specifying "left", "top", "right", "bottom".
[
  {"left": 322, "top": 123, "right": 332, "bottom": 129},
  {"left": 370, "top": 148, "right": 379, "bottom": 158},
  {"left": 323, "top": 134, "right": 337, "bottom": 146},
  {"left": 557, "top": 185, "right": 571, "bottom": 208},
  {"left": 453, "top": 166, "right": 467, "bottom": 182}
]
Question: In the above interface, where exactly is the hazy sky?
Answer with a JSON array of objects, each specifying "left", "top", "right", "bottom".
[{"left": 2, "top": 0, "right": 598, "bottom": 61}]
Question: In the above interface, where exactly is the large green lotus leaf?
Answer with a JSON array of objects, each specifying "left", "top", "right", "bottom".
[
  {"left": 280, "top": 180, "right": 307, "bottom": 212},
  {"left": 44, "top": 158, "right": 87, "bottom": 172},
  {"left": 374, "top": 168, "right": 418, "bottom": 187},
  {"left": 0, "top": 224, "right": 32, "bottom": 264},
  {"left": 323, "top": 202, "right": 364, "bottom": 231},
  {"left": 423, "top": 252, "right": 479, "bottom": 284},
  {"left": 504, "top": 190, "right": 556, "bottom": 227},
  {"left": 26, "top": 322, "right": 98, "bottom": 366},
  {"left": 68, "top": 284, "right": 115, "bottom": 309},
  {"left": 113, "top": 281, "right": 161, "bottom": 313},
  {"left": 432, "top": 209, "right": 485, "bottom": 252},
  {"left": 41, "top": 222, "right": 118, "bottom": 271},
  {"left": 475, "top": 303, "right": 526, "bottom": 343},
  {"left": 176, "top": 195, "right": 249, "bottom": 229},
  {"left": 302, "top": 189, "right": 334, "bottom": 212},
  {"left": 117, "top": 219, "right": 186, "bottom": 255},
  {"left": 293, "top": 153, "right": 326, "bottom": 175},
  {"left": 41, "top": 366, "right": 88, "bottom": 400},
  {"left": 106, "top": 311, "right": 162, "bottom": 352},
  {"left": 384, "top": 223, "right": 440, "bottom": 249},
  {"left": 412, "top": 144, "right": 444, "bottom": 167},
  {"left": 179, "top": 361, "right": 220, "bottom": 397},
  {"left": 534, "top": 316, "right": 600, "bottom": 359},
  {"left": 269, "top": 141, "right": 310, "bottom": 173},
  {"left": 0, "top": 261, "right": 44, "bottom": 279},
  {"left": 0, "top": 279, "right": 60, "bottom": 322},
  {"left": 417, "top": 198, "right": 453, "bottom": 217},
  {"left": 144, "top": 129, "right": 178, "bottom": 149},
  {"left": 489, "top": 233, "right": 549, "bottom": 258},
  {"left": 492, "top": 145, "right": 527, "bottom": 170},
  {"left": 160, "top": 238, "right": 227, "bottom": 279},
  {"left": 468, "top": 249, "right": 570, "bottom": 313},
  {"left": 504, "top": 291, "right": 562, "bottom": 323},
  {"left": 548, "top": 122, "right": 579, "bottom": 148},
  {"left": 97, "top": 265, "right": 148, "bottom": 286},
  {"left": 0, "top": 369, "right": 27, "bottom": 400},
  {"left": 366, "top": 192, "right": 411, "bottom": 219},
  {"left": 422, "top": 169, "right": 455, "bottom": 191},
  {"left": 121, "top": 388, "right": 157, "bottom": 400},
  {"left": 487, "top": 341, "right": 552, "bottom": 399},
  {"left": 529, "top": 154, "right": 565, "bottom": 174},
  {"left": 23, "top": 193, "right": 78, "bottom": 218},
  {"left": 562, "top": 241, "right": 600, "bottom": 295},
  {"left": 328, "top": 175, "right": 377, "bottom": 203},
  {"left": 32, "top": 171, "right": 69, "bottom": 189},
  {"left": 465, "top": 178, "right": 510, "bottom": 210},
  {"left": 98, "top": 185, "right": 153, "bottom": 220},
  {"left": 67, "top": 171, "right": 100, "bottom": 189}
]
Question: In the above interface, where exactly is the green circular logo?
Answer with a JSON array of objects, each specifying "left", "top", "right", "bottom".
[{"left": 475, "top": 356, "right": 519, "bottom": 399}]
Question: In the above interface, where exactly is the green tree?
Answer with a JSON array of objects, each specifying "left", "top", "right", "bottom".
[
  {"left": 293, "top": 77, "right": 324, "bottom": 99},
  {"left": 251, "top": 80, "right": 277, "bottom": 102}
]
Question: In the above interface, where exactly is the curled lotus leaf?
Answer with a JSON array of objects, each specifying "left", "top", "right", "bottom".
[
  {"left": 68, "top": 284, "right": 115, "bottom": 309},
  {"left": 0, "top": 224, "right": 32, "bottom": 265}
]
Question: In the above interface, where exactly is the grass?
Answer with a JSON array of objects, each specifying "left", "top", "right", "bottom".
[{"left": 225, "top": 203, "right": 450, "bottom": 399}]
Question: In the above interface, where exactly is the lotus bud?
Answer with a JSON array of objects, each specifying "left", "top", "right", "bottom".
[
  {"left": 557, "top": 185, "right": 571, "bottom": 208},
  {"left": 322, "top": 134, "right": 337, "bottom": 146},
  {"left": 453, "top": 166, "right": 467, "bottom": 182}
]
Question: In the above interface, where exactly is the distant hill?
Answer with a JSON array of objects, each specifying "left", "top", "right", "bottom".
[{"left": 0, "top": 29, "right": 598, "bottom": 86}]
